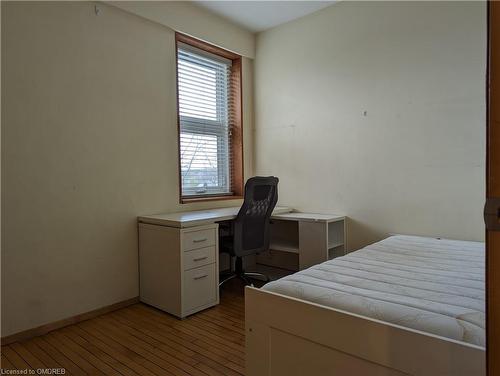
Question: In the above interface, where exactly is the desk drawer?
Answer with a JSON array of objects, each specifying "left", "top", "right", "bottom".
[
  {"left": 183, "top": 246, "right": 216, "bottom": 270},
  {"left": 182, "top": 228, "right": 216, "bottom": 251},
  {"left": 183, "top": 263, "right": 217, "bottom": 312}
]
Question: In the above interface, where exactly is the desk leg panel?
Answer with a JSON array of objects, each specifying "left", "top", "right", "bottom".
[
  {"left": 138, "top": 224, "right": 182, "bottom": 317},
  {"left": 298, "top": 221, "right": 328, "bottom": 270}
]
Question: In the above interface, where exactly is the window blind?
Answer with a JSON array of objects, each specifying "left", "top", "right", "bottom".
[{"left": 177, "top": 42, "right": 233, "bottom": 197}]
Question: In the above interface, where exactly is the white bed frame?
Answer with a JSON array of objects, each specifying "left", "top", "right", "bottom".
[{"left": 245, "top": 287, "right": 485, "bottom": 376}]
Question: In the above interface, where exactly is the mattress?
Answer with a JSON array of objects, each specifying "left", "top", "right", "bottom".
[{"left": 262, "top": 235, "right": 485, "bottom": 346}]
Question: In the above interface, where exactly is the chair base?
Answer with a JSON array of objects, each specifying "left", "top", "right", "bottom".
[
  {"left": 219, "top": 255, "right": 270, "bottom": 288},
  {"left": 219, "top": 273, "right": 253, "bottom": 287},
  {"left": 219, "top": 271, "right": 270, "bottom": 288}
]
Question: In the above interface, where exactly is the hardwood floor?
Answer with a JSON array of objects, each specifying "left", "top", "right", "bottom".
[{"left": 1, "top": 282, "right": 247, "bottom": 375}]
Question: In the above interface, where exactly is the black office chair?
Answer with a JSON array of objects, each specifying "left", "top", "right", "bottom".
[{"left": 219, "top": 176, "right": 279, "bottom": 287}]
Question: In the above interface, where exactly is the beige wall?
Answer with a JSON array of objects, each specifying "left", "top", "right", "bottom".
[
  {"left": 1, "top": 0, "right": 487, "bottom": 337},
  {"left": 254, "top": 1, "right": 486, "bottom": 251},
  {"left": 1, "top": 1, "right": 254, "bottom": 336},
  {"left": 110, "top": 1, "right": 255, "bottom": 58}
]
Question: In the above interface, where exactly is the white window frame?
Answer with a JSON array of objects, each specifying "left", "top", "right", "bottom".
[{"left": 177, "top": 43, "right": 232, "bottom": 198}]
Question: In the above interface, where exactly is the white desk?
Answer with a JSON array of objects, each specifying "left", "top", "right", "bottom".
[
  {"left": 137, "top": 206, "right": 346, "bottom": 318},
  {"left": 139, "top": 206, "right": 346, "bottom": 268},
  {"left": 138, "top": 206, "right": 293, "bottom": 228}
]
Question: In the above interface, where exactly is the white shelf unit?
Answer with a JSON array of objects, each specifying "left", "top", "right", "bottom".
[{"left": 256, "top": 214, "right": 346, "bottom": 271}]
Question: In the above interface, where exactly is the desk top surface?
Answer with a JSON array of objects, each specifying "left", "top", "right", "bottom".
[
  {"left": 138, "top": 206, "right": 344, "bottom": 228},
  {"left": 271, "top": 212, "right": 345, "bottom": 222}
]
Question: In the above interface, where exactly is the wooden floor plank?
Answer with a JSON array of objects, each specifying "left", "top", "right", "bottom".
[
  {"left": 1, "top": 280, "right": 248, "bottom": 375},
  {"left": 192, "top": 338, "right": 245, "bottom": 367},
  {"left": 212, "top": 301, "right": 245, "bottom": 319},
  {"left": 44, "top": 332, "right": 103, "bottom": 375},
  {"left": 196, "top": 311, "right": 245, "bottom": 335},
  {"left": 133, "top": 305, "right": 245, "bottom": 353},
  {"left": 1, "top": 353, "right": 16, "bottom": 369},
  {"left": 132, "top": 304, "right": 246, "bottom": 358},
  {"left": 60, "top": 326, "right": 137, "bottom": 376},
  {"left": 21, "top": 339, "right": 63, "bottom": 370},
  {"left": 31, "top": 336, "right": 85, "bottom": 375},
  {"left": 95, "top": 315, "right": 208, "bottom": 376},
  {"left": 186, "top": 316, "right": 244, "bottom": 347},
  {"left": 68, "top": 325, "right": 159, "bottom": 376},
  {"left": 84, "top": 318, "right": 192, "bottom": 376},
  {"left": 189, "top": 315, "right": 245, "bottom": 343},
  {"left": 107, "top": 313, "right": 200, "bottom": 363},
  {"left": 117, "top": 306, "right": 245, "bottom": 362},
  {"left": 110, "top": 309, "right": 244, "bottom": 374},
  {"left": 10, "top": 342, "right": 46, "bottom": 370},
  {"left": 119, "top": 307, "right": 200, "bottom": 343},
  {"left": 78, "top": 321, "right": 174, "bottom": 376},
  {"left": 2, "top": 345, "right": 33, "bottom": 370},
  {"left": 200, "top": 309, "right": 245, "bottom": 330},
  {"left": 192, "top": 362, "right": 224, "bottom": 376},
  {"left": 51, "top": 329, "right": 118, "bottom": 375}
]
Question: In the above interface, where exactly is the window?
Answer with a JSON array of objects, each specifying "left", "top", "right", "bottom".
[{"left": 176, "top": 33, "right": 243, "bottom": 202}]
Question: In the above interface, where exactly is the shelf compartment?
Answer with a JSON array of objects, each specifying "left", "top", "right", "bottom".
[
  {"left": 270, "top": 241, "right": 299, "bottom": 253},
  {"left": 328, "top": 245, "right": 345, "bottom": 260},
  {"left": 269, "top": 219, "right": 299, "bottom": 254},
  {"left": 328, "top": 220, "right": 345, "bottom": 253},
  {"left": 328, "top": 241, "right": 344, "bottom": 249}
]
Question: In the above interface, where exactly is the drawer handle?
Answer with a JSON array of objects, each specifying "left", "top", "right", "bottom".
[
  {"left": 193, "top": 274, "right": 208, "bottom": 280},
  {"left": 193, "top": 256, "right": 208, "bottom": 262},
  {"left": 193, "top": 238, "right": 208, "bottom": 243}
]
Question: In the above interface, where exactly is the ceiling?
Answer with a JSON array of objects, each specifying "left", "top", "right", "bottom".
[{"left": 193, "top": 1, "right": 336, "bottom": 33}]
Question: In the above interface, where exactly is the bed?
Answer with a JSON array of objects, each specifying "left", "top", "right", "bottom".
[{"left": 245, "top": 235, "right": 486, "bottom": 376}]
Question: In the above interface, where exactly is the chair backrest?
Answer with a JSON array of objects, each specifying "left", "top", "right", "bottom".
[{"left": 232, "top": 176, "right": 279, "bottom": 257}]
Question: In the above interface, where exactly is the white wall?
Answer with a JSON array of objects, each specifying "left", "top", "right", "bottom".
[
  {"left": 1, "top": 1, "right": 254, "bottom": 336},
  {"left": 254, "top": 1, "right": 486, "bottom": 251}
]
